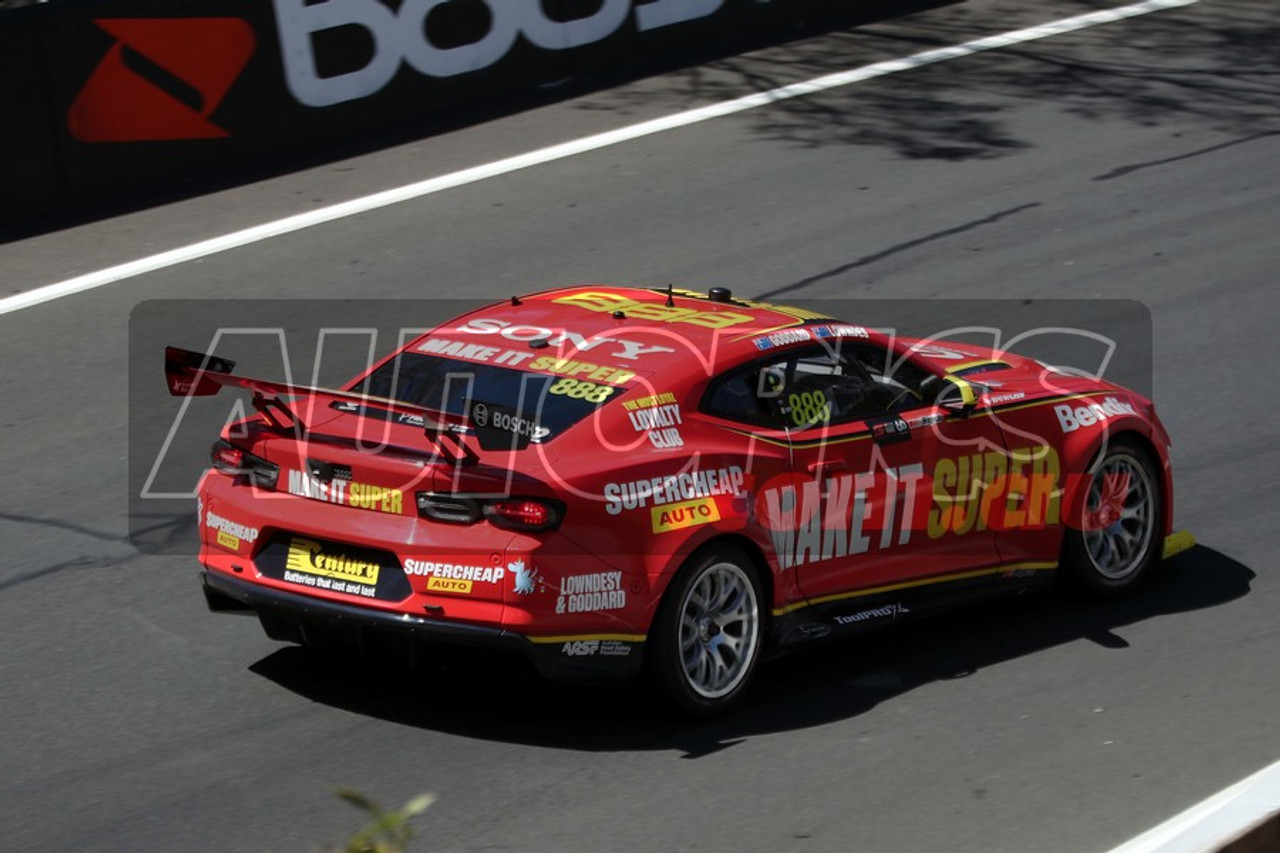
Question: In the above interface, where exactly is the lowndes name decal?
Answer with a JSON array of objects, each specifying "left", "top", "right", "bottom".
[
  {"left": 286, "top": 470, "right": 404, "bottom": 514},
  {"left": 556, "top": 571, "right": 626, "bottom": 614}
]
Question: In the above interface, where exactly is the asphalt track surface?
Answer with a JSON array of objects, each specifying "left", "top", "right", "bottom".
[{"left": 2, "top": 1, "right": 1277, "bottom": 851}]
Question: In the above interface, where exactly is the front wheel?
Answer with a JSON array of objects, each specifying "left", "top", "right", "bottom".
[
  {"left": 649, "top": 545, "right": 764, "bottom": 717},
  {"left": 1062, "top": 439, "right": 1162, "bottom": 596}
]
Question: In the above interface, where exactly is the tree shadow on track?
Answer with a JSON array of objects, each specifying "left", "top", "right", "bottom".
[
  {"left": 249, "top": 544, "right": 1252, "bottom": 755},
  {"left": 607, "top": 0, "right": 1280, "bottom": 161}
]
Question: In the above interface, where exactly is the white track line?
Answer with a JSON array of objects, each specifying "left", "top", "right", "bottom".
[
  {"left": 1107, "top": 759, "right": 1280, "bottom": 853},
  {"left": 0, "top": 0, "right": 1197, "bottom": 317}
]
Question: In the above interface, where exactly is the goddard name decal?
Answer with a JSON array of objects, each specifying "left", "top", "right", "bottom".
[
  {"left": 286, "top": 470, "right": 404, "bottom": 514},
  {"left": 604, "top": 467, "right": 745, "bottom": 515},
  {"left": 275, "top": 0, "right": 726, "bottom": 108},
  {"left": 763, "top": 445, "right": 1062, "bottom": 569},
  {"left": 454, "top": 318, "right": 673, "bottom": 361},
  {"left": 1056, "top": 396, "right": 1137, "bottom": 433},
  {"left": 206, "top": 510, "right": 259, "bottom": 552},
  {"left": 754, "top": 328, "right": 811, "bottom": 350},
  {"left": 556, "top": 571, "right": 626, "bottom": 614},
  {"left": 553, "top": 292, "right": 753, "bottom": 329}
]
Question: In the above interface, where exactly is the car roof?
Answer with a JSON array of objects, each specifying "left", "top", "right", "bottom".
[{"left": 417, "top": 285, "right": 863, "bottom": 379}]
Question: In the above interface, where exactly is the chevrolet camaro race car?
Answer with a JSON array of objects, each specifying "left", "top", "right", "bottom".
[{"left": 170, "top": 286, "right": 1193, "bottom": 715}]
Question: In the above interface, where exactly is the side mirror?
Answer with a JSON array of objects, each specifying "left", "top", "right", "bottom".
[{"left": 937, "top": 376, "right": 978, "bottom": 418}]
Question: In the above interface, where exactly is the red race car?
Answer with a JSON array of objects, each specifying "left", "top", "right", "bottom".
[{"left": 170, "top": 285, "right": 1193, "bottom": 715}]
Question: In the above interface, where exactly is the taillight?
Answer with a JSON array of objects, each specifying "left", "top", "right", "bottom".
[
  {"left": 416, "top": 493, "right": 482, "bottom": 524},
  {"left": 210, "top": 440, "right": 280, "bottom": 489},
  {"left": 484, "top": 498, "right": 563, "bottom": 532},
  {"left": 416, "top": 492, "right": 563, "bottom": 532}
]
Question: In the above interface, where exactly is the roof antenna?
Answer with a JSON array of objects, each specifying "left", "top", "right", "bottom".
[
  {"left": 511, "top": 295, "right": 522, "bottom": 306},
  {"left": 665, "top": 283, "right": 675, "bottom": 308}
]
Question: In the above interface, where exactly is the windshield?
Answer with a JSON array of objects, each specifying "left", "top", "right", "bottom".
[{"left": 356, "top": 352, "right": 619, "bottom": 443}]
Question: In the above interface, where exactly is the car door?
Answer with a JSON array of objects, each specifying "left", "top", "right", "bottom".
[{"left": 758, "top": 341, "right": 1007, "bottom": 611}]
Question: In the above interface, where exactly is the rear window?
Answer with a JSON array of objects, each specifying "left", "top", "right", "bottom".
[{"left": 357, "top": 352, "right": 618, "bottom": 443}]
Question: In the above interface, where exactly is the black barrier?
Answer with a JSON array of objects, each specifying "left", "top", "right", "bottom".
[{"left": 1, "top": 0, "right": 877, "bottom": 227}]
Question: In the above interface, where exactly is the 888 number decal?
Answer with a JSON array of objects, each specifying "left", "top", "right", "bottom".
[
  {"left": 548, "top": 378, "right": 615, "bottom": 403},
  {"left": 787, "top": 390, "right": 831, "bottom": 426}
]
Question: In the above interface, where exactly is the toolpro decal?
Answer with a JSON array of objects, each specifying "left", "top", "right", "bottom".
[
  {"left": 69, "top": 18, "right": 256, "bottom": 142},
  {"left": 604, "top": 467, "right": 745, "bottom": 515},
  {"left": 286, "top": 470, "right": 404, "bottom": 514},
  {"left": 205, "top": 510, "right": 259, "bottom": 552},
  {"left": 556, "top": 571, "right": 626, "bottom": 614}
]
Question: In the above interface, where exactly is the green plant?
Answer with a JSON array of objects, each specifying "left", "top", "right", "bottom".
[{"left": 330, "top": 789, "right": 435, "bottom": 853}]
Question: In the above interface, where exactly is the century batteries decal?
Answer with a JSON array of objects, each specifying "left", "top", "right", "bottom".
[
  {"left": 286, "top": 470, "right": 404, "bottom": 514},
  {"left": 552, "top": 292, "right": 754, "bottom": 329},
  {"left": 556, "top": 571, "right": 626, "bottom": 614},
  {"left": 205, "top": 510, "right": 259, "bottom": 552},
  {"left": 604, "top": 466, "right": 745, "bottom": 533},
  {"left": 284, "top": 536, "right": 380, "bottom": 597},
  {"left": 403, "top": 558, "right": 507, "bottom": 595},
  {"left": 622, "top": 392, "right": 683, "bottom": 449},
  {"left": 762, "top": 445, "right": 1062, "bottom": 569},
  {"left": 452, "top": 317, "right": 674, "bottom": 361}
]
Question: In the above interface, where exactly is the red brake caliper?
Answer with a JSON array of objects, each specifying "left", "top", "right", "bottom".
[{"left": 1084, "top": 469, "right": 1131, "bottom": 530}]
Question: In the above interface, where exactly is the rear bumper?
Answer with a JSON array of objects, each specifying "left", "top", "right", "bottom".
[{"left": 202, "top": 571, "right": 643, "bottom": 682}]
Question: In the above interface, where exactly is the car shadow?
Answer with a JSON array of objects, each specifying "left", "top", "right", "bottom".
[{"left": 248, "top": 544, "right": 1251, "bottom": 755}]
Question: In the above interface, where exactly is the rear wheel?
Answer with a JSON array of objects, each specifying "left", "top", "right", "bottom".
[
  {"left": 649, "top": 545, "right": 764, "bottom": 717},
  {"left": 1062, "top": 439, "right": 1162, "bottom": 596}
]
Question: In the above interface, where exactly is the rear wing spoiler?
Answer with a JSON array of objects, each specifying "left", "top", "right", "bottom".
[{"left": 164, "top": 346, "right": 480, "bottom": 462}]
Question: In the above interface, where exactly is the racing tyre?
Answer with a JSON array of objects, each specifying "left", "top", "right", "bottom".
[
  {"left": 1062, "top": 438, "right": 1162, "bottom": 596},
  {"left": 649, "top": 545, "right": 764, "bottom": 717}
]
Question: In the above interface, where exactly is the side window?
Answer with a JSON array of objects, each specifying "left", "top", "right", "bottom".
[
  {"left": 701, "top": 358, "right": 792, "bottom": 428},
  {"left": 844, "top": 343, "right": 933, "bottom": 411},
  {"left": 785, "top": 349, "right": 883, "bottom": 428},
  {"left": 701, "top": 340, "right": 939, "bottom": 429}
]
